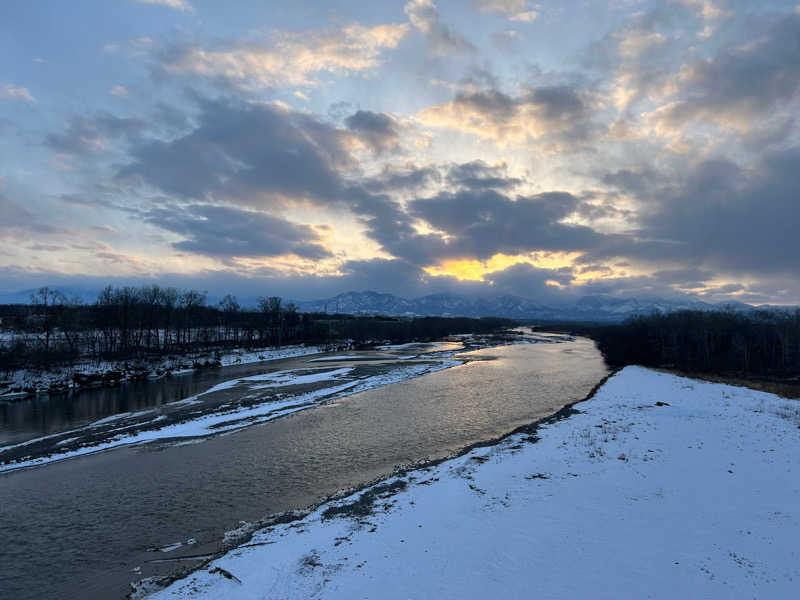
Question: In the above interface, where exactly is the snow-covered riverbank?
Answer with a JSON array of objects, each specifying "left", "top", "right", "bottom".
[
  {"left": 145, "top": 366, "right": 800, "bottom": 599},
  {"left": 0, "top": 344, "right": 327, "bottom": 399}
]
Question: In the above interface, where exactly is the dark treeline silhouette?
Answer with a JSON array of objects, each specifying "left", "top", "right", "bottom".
[
  {"left": 0, "top": 286, "right": 511, "bottom": 372},
  {"left": 579, "top": 310, "right": 800, "bottom": 378}
]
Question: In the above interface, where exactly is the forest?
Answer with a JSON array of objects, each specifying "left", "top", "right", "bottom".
[
  {"left": 0, "top": 285, "right": 512, "bottom": 372},
  {"left": 585, "top": 309, "right": 800, "bottom": 379}
]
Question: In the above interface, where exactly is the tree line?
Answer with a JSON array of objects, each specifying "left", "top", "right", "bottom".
[
  {"left": 586, "top": 309, "right": 800, "bottom": 378},
  {"left": 0, "top": 285, "right": 512, "bottom": 371}
]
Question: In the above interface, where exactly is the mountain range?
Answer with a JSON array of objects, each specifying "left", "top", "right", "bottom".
[
  {"left": 2, "top": 287, "right": 790, "bottom": 322},
  {"left": 293, "top": 291, "right": 762, "bottom": 322}
]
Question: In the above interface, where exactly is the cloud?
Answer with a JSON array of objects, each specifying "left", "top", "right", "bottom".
[
  {"left": 637, "top": 146, "right": 800, "bottom": 275},
  {"left": 361, "top": 163, "right": 441, "bottom": 193},
  {"left": 345, "top": 110, "right": 401, "bottom": 154},
  {"left": 156, "top": 22, "right": 408, "bottom": 89},
  {"left": 404, "top": 0, "right": 476, "bottom": 56},
  {"left": 473, "top": 0, "right": 537, "bottom": 22},
  {"left": 144, "top": 204, "right": 331, "bottom": 260},
  {"left": 491, "top": 29, "right": 519, "bottom": 53},
  {"left": 117, "top": 97, "right": 357, "bottom": 206},
  {"left": 136, "top": 0, "right": 193, "bottom": 12},
  {"left": 0, "top": 188, "right": 35, "bottom": 230},
  {"left": 601, "top": 167, "right": 662, "bottom": 198},
  {"left": 509, "top": 11, "right": 537, "bottom": 22},
  {"left": 445, "top": 160, "right": 521, "bottom": 190},
  {"left": 485, "top": 262, "right": 570, "bottom": 300},
  {"left": 0, "top": 183, "right": 61, "bottom": 235},
  {"left": 474, "top": 0, "right": 526, "bottom": 14},
  {"left": 678, "top": 0, "right": 728, "bottom": 22},
  {"left": 0, "top": 84, "right": 35, "bottom": 102},
  {"left": 46, "top": 113, "right": 145, "bottom": 155},
  {"left": 645, "top": 13, "right": 800, "bottom": 136},
  {"left": 409, "top": 190, "right": 604, "bottom": 260},
  {"left": 417, "top": 85, "right": 594, "bottom": 146},
  {"left": 109, "top": 85, "right": 129, "bottom": 97},
  {"left": 351, "top": 185, "right": 611, "bottom": 269}
]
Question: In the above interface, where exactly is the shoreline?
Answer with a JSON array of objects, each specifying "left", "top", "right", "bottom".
[
  {"left": 143, "top": 366, "right": 800, "bottom": 599},
  {"left": 132, "top": 366, "right": 619, "bottom": 598},
  {"left": 0, "top": 344, "right": 330, "bottom": 401}
]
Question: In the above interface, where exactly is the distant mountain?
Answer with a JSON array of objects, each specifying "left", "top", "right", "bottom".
[
  {"left": 567, "top": 295, "right": 716, "bottom": 319},
  {"left": 2, "top": 286, "right": 791, "bottom": 322},
  {"left": 294, "top": 290, "right": 764, "bottom": 322}
]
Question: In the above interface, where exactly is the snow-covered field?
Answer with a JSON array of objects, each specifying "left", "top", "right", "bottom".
[
  {"left": 146, "top": 366, "right": 800, "bottom": 600},
  {"left": 0, "top": 360, "right": 462, "bottom": 473}
]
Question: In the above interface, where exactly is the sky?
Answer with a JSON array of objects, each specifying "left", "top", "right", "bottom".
[{"left": 1, "top": 0, "right": 799, "bottom": 305}]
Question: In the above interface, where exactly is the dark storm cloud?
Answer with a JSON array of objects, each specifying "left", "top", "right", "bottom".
[
  {"left": 345, "top": 110, "right": 401, "bottom": 154},
  {"left": 445, "top": 160, "right": 521, "bottom": 190},
  {"left": 143, "top": 204, "right": 331, "bottom": 259},
  {"left": 46, "top": 113, "right": 145, "bottom": 155},
  {"left": 117, "top": 97, "right": 354, "bottom": 206}
]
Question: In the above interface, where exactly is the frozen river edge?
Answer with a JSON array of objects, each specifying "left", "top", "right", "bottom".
[{"left": 143, "top": 366, "right": 800, "bottom": 600}]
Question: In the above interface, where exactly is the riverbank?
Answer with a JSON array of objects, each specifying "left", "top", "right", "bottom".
[
  {"left": 145, "top": 366, "right": 800, "bottom": 600},
  {"left": 0, "top": 344, "right": 330, "bottom": 400}
]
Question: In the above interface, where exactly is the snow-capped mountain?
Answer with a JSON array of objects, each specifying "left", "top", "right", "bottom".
[{"left": 293, "top": 291, "right": 760, "bottom": 321}]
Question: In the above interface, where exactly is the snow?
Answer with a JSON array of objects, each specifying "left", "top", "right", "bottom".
[
  {"left": 190, "top": 367, "right": 354, "bottom": 395},
  {"left": 308, "top": 356, "right": 363, "bottom": 362},
  {"left": 375, "top": 342, "right": 420, "bottom": 350},
  {"left": 0, "top": 344, "right": 325, "bottom": 397},
  {"left": 0, "top": 361, "right": 462, "bottom": 473},
  {"left": 147, "top": 367, "right": 800, "bottom": 600}
]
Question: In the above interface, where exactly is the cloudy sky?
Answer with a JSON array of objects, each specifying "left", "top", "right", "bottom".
[{"left": 1, "top": 0, "right": 799, "bottom": 304}]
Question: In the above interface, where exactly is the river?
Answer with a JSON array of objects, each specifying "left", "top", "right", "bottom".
[{"left": 0, "top": 336, "right": 608, "bottom": 600}]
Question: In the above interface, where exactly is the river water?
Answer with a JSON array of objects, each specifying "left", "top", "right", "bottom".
[{"left": 0, "top": 337, "right": 608, "bottom": 600}]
